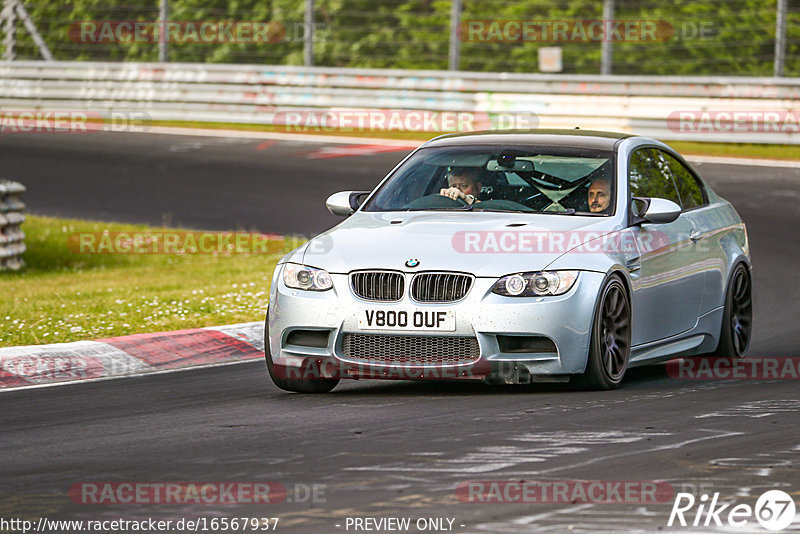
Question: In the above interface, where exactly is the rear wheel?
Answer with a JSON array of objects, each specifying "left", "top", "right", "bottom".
[
  {"left": 712, "top": 263, "right": 752, "bottom": 358},
  {"left": 264, "top": 318, "right": 339, "bottom": 393},
  {"left": 576, "top": 275, "right": 631, "bottom": 390}
]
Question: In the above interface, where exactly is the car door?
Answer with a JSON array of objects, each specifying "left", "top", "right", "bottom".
[
  {"left": 628, "top": 147, "right": 706, "bottom": 346},
  {"left": 659, "top": 150, "right": 721, "bottom": 316}
]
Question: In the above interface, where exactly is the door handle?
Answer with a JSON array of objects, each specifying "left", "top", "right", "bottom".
[{"left": 689, "top": 229, "right": 703, "bottom": 242}]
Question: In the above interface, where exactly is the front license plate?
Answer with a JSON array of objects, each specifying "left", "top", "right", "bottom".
[{"left": 358, "top": 309, "right": 456, "bottom": 331}]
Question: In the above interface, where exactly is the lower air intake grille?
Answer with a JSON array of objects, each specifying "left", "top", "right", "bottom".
[{"left": 342, "top": 334, "right": 480, "bottom": 365}]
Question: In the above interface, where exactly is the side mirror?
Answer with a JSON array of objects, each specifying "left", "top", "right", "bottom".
[
  {"left": 630, "top": 197, "right": 681, "bottom": 225},
  {"left": 326, "top": 191, "right": 370, "bottom": 216}
]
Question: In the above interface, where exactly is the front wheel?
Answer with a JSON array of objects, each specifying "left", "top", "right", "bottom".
[
  {"left": 711, "top": 263, "right": 752, "bottom": 358},
  {"left": 576, "top": 275, "right": 631, "bottom": 390},
  {"left": 264, "top": 319, "right": 339, "bottom": 393}
]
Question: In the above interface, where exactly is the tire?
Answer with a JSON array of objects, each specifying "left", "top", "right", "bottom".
[
  {"left": 575, "top": 275, "right": 632, "bottom": 390},
  {"left": 711, "top": 263, "right": 752, "bottom": 359},
  {"left": 264, "top": 317, "right": 339, "bottom": 394}
]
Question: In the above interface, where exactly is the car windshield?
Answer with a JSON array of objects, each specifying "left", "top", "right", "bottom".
[{"left": 363, "top": 145, "right": 616, "bottom": 215}]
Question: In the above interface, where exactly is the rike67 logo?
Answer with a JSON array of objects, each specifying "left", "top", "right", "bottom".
[{"left": 668, "top": 490, "right": 796, "bottom": 531}]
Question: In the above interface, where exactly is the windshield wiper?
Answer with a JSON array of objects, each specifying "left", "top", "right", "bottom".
[
  {"left": 404, "top": 206, "right": 577, "bottom": 214},
  {"left": 472, "top": 208, "right": 533, "bottom": 213},
  {"left": 406, "top": 204, "right": 474, "bottom": 212},
  {"left": 538, "top": 208, "right": 576, "bottom": 215},
  {"left": 478, "top": 208, "right": 576, "bottom": 214},
  {"left": 572, "top": 210, "right": 609, "bottom": 216}
]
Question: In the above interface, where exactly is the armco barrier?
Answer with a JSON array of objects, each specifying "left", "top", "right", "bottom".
[
  {"left": 1, "top": 61, "right": 799, "bottom": 144},
  {"left": 0, "top": 180, "right": 26, "bottom": 271}
]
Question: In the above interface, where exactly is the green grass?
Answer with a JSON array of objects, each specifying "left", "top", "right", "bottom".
[
  {"left": 666, "top": 141, "right": 800, "bottom": 161},
  {"left": 139, "top": 119, "right": 435, "bottom": 141},
  {"left": 140, "top": 120, "right": 799, "bottom": 160},
  {"left": 0, "top": 215, "right": 293, "bottom": 348}
]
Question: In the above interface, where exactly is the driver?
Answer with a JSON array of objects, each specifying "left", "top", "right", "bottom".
[
  {"left": 439, "top": 166, "right": 482, "bottom": 205},
  {"left": 588, "top": 178, "right": 612, "bottom": 213}
]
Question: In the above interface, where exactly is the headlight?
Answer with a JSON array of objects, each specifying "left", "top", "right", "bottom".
[
  {"left": 492, "top": 271, "right": 578, "bottom": 297},
  {"left": 283, "top": 263, "right": 334, "bottom": 291}
]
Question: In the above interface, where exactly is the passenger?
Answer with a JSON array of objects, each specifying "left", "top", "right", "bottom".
[{"left": 588, "top": 178, "right": 612, "bottom": 213}]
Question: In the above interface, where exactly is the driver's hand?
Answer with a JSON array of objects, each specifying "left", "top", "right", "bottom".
[{"left": 440, "top": 187, "right": 466, "bottom": 202}]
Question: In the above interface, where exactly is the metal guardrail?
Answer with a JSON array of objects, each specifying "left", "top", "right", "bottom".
[
  {"left": 0, "top": 179, "right": 25, "bottom": 271},
  {"left": 1, "top": 61, "right": 799, "bottom": 144}
]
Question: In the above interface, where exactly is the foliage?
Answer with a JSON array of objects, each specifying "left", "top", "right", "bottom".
[{"left": 2, "top": 0, "right": 797, "bottom": 75}]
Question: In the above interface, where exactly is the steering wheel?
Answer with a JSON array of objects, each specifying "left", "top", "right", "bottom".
[
  {"left": 406, "top": 194, "right": 468, "bottom": 210},
  {"left": 444, "top": 194, "right": 469, "bottom": 206}
]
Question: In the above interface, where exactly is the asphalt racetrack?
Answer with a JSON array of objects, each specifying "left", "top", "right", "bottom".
[{"left": 1, "top": 131, "right": 799, "bottom": 533}]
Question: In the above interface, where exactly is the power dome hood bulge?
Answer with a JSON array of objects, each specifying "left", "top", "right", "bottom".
[{"left": 300, "top": 211, "right": 620, "bottom": 277}]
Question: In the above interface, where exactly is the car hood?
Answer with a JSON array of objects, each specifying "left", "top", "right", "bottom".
[{"left": 300, "top": 211, "right": 621, "bottom": 277}]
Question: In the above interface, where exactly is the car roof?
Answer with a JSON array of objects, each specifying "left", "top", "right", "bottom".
[{"left": 422, "top": 129, "right": 635, "bottom": 151}]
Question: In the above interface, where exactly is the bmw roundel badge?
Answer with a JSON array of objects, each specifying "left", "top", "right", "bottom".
[{"left": 405, "top": 258, "right": 420, "bottom": 268}]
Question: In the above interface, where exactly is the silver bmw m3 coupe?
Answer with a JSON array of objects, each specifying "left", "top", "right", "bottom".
[{"left": 265, "top": 130, "right": 752, "bottom": 392}]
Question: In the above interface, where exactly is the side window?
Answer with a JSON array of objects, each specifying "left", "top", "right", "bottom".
[
  {"left": 660, "top": 151, "right": 706, "bottom": 210},
  {"left": 628, "top": 148, "right": 682, "bottom": 205}
]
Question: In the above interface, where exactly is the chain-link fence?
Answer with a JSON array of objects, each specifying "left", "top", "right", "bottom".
[{"left": 1, "top": 0, "right": 798, "bottom": 76}]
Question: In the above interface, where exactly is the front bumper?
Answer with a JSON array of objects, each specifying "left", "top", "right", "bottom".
[{"left": 267, "top": 266, "right": 606, "bottom": 383}]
